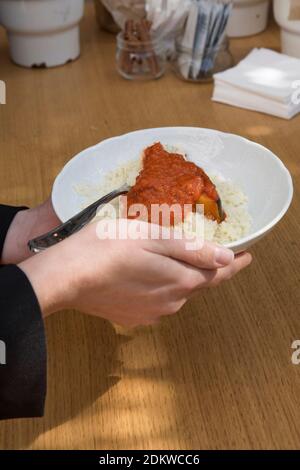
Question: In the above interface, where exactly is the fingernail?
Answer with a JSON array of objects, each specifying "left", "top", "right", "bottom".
[{"left": 215, "top": 247, "right": 234, "bottom": 266}]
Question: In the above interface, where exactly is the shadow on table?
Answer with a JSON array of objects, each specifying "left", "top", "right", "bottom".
[{"left": 0, "top": 310, "right": 129, "bottom": 450}]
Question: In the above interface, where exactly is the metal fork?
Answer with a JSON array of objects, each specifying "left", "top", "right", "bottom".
[{"left": 28, "top": 183, "right": 131, "bottom": 253}]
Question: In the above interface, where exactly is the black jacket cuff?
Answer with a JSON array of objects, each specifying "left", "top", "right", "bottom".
[
  {"left": 0, "top": 205, "right": 28, "bottom": 257},
  {"left": 0, "top": 265, "right": 46, "bottom": 420}
]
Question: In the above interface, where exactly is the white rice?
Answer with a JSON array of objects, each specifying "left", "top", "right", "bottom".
[{"left": 75, "top": 155, "right": 251, "bottom": 245}]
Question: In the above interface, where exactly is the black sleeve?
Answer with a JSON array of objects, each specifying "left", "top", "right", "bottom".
[
  {"left": 0, "top": 206, "right": 46, "bottom": 420},
  {"left": 0, "top": 204, "right": 28, "bottom": 255}
]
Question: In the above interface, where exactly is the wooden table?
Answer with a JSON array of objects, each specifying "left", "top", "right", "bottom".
[{"left": 1, "top": 2, "right": 300, "bottom": 450}]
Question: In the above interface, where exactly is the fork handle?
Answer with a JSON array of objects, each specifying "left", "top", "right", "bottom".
[{"left": 28, "top": 185, "right": 130, "bottom": 253}]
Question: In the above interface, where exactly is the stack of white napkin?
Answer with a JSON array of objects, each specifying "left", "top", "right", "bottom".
[{"left": 212, "top": 48, "right": 300, "bottom": 119}]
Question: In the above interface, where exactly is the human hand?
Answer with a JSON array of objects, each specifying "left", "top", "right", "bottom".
[
  {"left": 19, "top": 219, "right": 252, "bottom": 327},
  {"left": 1, "top": 198, "right": 61, "bottom": 265}
]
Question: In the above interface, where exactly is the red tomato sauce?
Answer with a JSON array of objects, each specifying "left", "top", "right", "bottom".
[{"left": 126, "top": 142, "right": 224, "bottom": 225}]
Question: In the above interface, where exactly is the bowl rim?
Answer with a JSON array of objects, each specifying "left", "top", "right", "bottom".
[{"left": 52, "top": 126, "right": 294, "bottom": 251}]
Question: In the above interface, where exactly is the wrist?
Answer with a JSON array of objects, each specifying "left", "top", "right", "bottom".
[
  {"left": 2, "top": 198, "right": 61, "bottom": 265},
  {"left": 1, "top": 208, "right": 31, "bottom": 264},
  {"left": 18, "top": 243, "right": 74, "bottom": 317}
]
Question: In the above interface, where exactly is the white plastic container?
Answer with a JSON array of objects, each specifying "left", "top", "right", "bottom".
[
  {"left": 227, "top": 0, "right": 270, "bottom": 38},
  {"left": 274, "top": 0, "right": 300, "bottom": 58},
  {"left": 0, "top": 0, "right": 84, "bottom": 68}
]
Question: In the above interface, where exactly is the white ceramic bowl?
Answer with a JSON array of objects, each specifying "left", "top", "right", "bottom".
[
  {"left": 52, "top": 127, "right": 293, "bottom": 253},
  {"left": 0, "top": 0, "right": 84, "bottom": 68},
  {"left": 274, "top": 0, "right": 300, "bottom": 59},
  {"left": 227, "top": 0, "right": 270, "bottom": 38}
]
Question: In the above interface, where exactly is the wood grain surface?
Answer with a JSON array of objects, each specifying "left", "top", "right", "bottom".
[{"left": 0, "top": 2, "right": 300, "bottom": 450}]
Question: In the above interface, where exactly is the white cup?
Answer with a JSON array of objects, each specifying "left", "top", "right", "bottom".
[
  {"left": 227, "top": 0, "right": 270, "bottom": 38},
  {"left": 0, "top": 0, "right": 84, "bottom": 68},
  {"left": 274, "top": 0, "right": 300, "bottom": 58}
]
